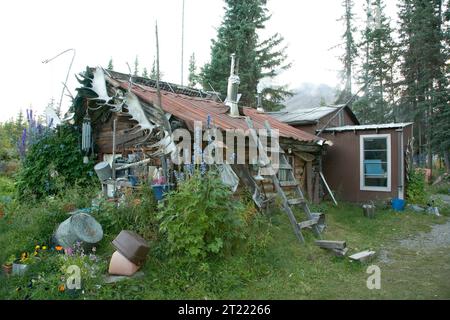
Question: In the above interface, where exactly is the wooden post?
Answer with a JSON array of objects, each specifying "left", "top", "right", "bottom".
[
  {"left": 313, "top": 172, "right": 320, "bottom": 204},
  {"left": 306, "top": 161, "right": 313, "bottom": 201},
  {"left": 112, "top": 118, "right": 117, "bottom": 198}
]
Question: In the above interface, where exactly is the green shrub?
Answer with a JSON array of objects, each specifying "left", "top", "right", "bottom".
[
  {"left": 407, "top": 169, "right": 427, "bottom": 205},
  {"left": 158, "top": 170, "right": 246, "bottom": 260},
  {"left": 0, "top": 175, "right": 14, "bottom": 196},
  {"left": 94, "top": 187, "right": 159, "bottom": 240},
  {"left": 15, "top": 125, "right": 96, "bottom": 200}
]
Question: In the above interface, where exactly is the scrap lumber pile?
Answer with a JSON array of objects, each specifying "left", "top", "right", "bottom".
[
  {"left": 315, "top": 240, "right": 377, "bottom": 262},
  {"left": 315, "top": 240, "right": 348, "bottom": 257}
]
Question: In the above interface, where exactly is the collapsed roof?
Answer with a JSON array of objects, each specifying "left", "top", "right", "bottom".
[{"left": 74, "top": 67, "right": 325, "bottom": 147}]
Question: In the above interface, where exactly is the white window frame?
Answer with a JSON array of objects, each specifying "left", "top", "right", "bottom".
[{"left": 360, "top": 134, "right": 392, "bottom": 192}]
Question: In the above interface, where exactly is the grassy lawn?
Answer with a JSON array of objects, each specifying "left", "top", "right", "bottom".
[
  {"left": 1, "top": 183, "right": 449, "bottom": 300},
  {"left": 0, "top": 175, "right": 14, "bottom": 198}
]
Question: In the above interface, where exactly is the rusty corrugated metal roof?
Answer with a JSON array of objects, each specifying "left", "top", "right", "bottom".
[{"left": 112, "top": 78, "right": 322, "bottom": 144}]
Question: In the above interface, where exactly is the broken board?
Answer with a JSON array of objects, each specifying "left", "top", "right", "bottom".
[
  {"left": 315, "top": 240, "right": 346, "bottom": 250},
  {"left": 349, "top": 250, "right": 376, "bottom": 263},
  {"left": 331, "top": 247, "right": 349, "bottom": 258}
]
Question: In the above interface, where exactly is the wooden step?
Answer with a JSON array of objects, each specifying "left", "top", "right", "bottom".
[
  {"left": 288, "top": 198, "right": 305, "bottom": 206},
  {"left": 279, "top": 181, "right": 298, "bottom": 187},
  {"left": 276, "top": 164, "right": 293, "bottom": 170},
  {"left": 298, "top": 219, "right": 319, "bottom": 229}
]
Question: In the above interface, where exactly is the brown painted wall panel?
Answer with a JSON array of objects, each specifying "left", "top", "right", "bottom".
[{"left": 321, "top": 127, "right": 412, "bottom": 203}]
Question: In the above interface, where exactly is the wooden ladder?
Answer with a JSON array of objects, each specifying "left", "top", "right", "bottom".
[{"left": 245, "top": 117, "right": 323, "bottom": 244}]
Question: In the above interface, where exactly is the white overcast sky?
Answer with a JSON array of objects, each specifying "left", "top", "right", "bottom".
[{"left": 0, "top": 0, "right": 398, "bottom": 122}]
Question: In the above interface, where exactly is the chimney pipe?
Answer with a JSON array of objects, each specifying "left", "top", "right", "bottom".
[
  {"left": 226, "top": 53, "right": 240, "bottom": 117},
  {"left": 256, "top": 92, "right": 264, "bottom": 112}
]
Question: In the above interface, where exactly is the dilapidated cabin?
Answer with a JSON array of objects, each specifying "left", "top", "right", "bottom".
[{"left": 71, "top": 66, "right": 328, "bottom": 205}]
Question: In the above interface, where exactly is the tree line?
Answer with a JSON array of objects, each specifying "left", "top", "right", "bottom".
[{"left": 339, "top": 0, "right": 449, "bottom": 172}]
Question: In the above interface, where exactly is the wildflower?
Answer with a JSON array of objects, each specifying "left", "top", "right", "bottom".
[
  {"left": 33, "top": 251, "right": 38, "bottom": 256},
  {"left": 35, "top": 245, "right": 40, "bottom": 250},
  {"left": 58, "top": 284, "right": 65, "bottom": 292},
  {"left": 20, "top": 252, "right": 29, "bottom": 262},
  {"left": 42, "top": 246, "right": 47, "bottom": 250},
  {"left": 92, "top": 247, "right": 96, "bottom": 253},
  {"left": 55, "top": 246, "right": 63, "bottom": 251},
  {"left": 65, "top": 247, "right": 73, "bottom": 256}
]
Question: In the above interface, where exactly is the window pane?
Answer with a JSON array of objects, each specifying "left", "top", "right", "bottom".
[
  {"left": 364, "top": 150, "right": 387, "bottom": 162},
  {"left": 365, "top": 177, "right": 388, "bottom": 187},
  {"left": 364, "top": 138, "right": 387, "bottom": 151},
  {"left": 364, "top": 162, "right": 388, "bottom": 177}
]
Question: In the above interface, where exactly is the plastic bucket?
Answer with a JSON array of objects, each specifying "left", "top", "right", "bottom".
[
  {"left": 128, "top": 176, "right": 139, "bottom": 186},
  {"left": 392, "top": 198, "right": 406, "bottom": 212},
  {"left": 94, "top": 162, "right": 112, "bottom": 182},
  {"left": 54, "top": 213, "right": 103, "bottom": 248},
  {"left": 151, "top": 185, "right": 169, "bottom": 201}
]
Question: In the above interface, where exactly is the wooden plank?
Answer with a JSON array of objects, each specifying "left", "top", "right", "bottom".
[
  {"left": 288, "top": 198, "right": 305, "bottom": 206},
  {"left": 276, "top": 164, "right": 293, "bottom": 170},
  {"left": 306, "top": 161, "right": 313, "bottom": 201},
  {"left": 331, "top": 247, "right": 349, "bottom": 257},
  {"left": 320, "top": 172, "right": 338, "bottom": 206},
  {"left": 315, "top": 240, "right": 347, "bottom": 250},
  {"left": 313, "top": 172, "right": 320, "bottom": 204},
  {"left": 280, "top": 181, "right": 298, "bottom": 187},
  {"left": 349, "top": 251, "right": 376, "bottom": 263},
  {"left": 298, "top": 219, "right": 318, "bottom": 229}
]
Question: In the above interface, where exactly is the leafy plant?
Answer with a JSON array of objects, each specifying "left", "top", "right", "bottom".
[
  {"left": 58, "top": 242, "right": 106, "bottom": 292},
  {"left": 15, "top": 125, "right": 96, "bottom": 200},
  {"left": 407, "top": 169, "right": 427, "bottom": 205},
  {"left": 5, "top": 254, "right": 16, "bottom": 266},
  {"left": 94, "top": 187, "right": 159, "bottom": 240},
  {"left": 158, "top": 170, "right": 246, "bottom": 260}
]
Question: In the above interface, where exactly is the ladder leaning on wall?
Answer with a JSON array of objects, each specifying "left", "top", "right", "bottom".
[{"left": 245, "top": 117, "right": 323, "bottom": 244}]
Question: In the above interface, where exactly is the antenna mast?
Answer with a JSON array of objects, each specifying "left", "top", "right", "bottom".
[{"left": 181, "top": 0, "right": 185, "bottom": 86}]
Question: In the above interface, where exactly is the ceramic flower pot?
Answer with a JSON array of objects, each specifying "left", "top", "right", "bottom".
[
  {"left": 12, "top": 263, "right": 30, "bottom": 276},
  {"left": 2, "top": 264, "right": 12, "bottom": 275}
]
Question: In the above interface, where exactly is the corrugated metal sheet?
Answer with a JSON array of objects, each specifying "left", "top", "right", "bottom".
[
  {"left": 324, "top": 123, "right": 414, "bottom": 132},
  {"left": 269, "top": 105, "right": 347, "bottom": 124},
  {"left": 113, "top": 80, "right": 322, "bottom": 144}
]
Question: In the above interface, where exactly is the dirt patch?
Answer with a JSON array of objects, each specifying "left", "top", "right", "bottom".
[{"left": 398, "top": 220, "right": 450, "bottom": 251}]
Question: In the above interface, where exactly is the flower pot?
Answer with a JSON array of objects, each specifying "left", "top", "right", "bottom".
[
  {"left": 2, "top": 264, "right": 12, "bottom": 275},
  {"left": 12, "top": 263, "right": 30, "bottom": 276}
]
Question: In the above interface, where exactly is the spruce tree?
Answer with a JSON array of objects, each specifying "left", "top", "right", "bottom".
[
  {"left": 142, "top": 67, "right": 149, "bottom": 78},
  {"left": 188, "top": 53, "right": 199, "bottom": 87},
  {"left": 398, "top": 0, "right": 447, "bottom": 170},
  {"left": 107, "top": 58, "right": 114, "bottom": 71},
  {"left": 150, "top": 59, "right": 163, "bottom": 81},
  {"left": 134, "top": 56, "right": 139, "bottom": 76},
  {"left": 353, "top": 0, "right": 397, "bottom": 124},
  {"left": 431, "top": 0, "right": 450, "bottom": 172},
  {"left": 336, "top": 0, "right": 358, "bottom": 104},
  {"left": 200, "top": 0, "right": 291, "bottom": 111}
]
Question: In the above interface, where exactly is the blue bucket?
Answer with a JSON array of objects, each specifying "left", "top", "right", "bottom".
[
  {"left": 392, "top": 198, "right": 406, "bottom": 211},
  {"left": 151, "top": 185, "right": 169, "bottom": 201},
  {"left": 128, "top": 175, "right": 139, "bottom": 186}
]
